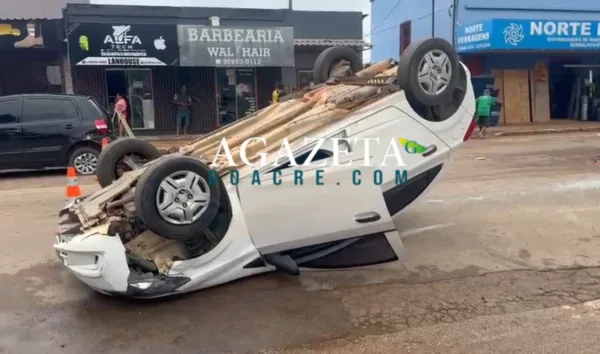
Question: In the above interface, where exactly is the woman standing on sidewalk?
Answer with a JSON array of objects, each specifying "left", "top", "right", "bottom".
[{"left": 114, "top": 93, "right": 128, "bottom": 137}]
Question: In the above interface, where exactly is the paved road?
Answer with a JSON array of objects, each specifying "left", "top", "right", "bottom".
[{"left": 1, "top": 133, "right": 600, "bottom": 354}]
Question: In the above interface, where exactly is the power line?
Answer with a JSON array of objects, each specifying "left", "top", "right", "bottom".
[
  {"left": 365, "top": 6, "right": 452, "bottom": 38},
  {"left": 364, "top": 0, "right": 404, "bottom": 38}
]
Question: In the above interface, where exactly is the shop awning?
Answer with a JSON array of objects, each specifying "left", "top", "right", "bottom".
[
  {"left": 456, "top": 19, "right": 600, "bottom": 53},
  {"left": 294, "top": 38, "right": 372, "bottom": 49},
  {"left": 0, "top": 0, "right": 89, "bottom": 20}
]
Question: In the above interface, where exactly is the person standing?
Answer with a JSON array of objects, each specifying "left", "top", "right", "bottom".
[
  {"left": 475, "top": 88, "right": 495, "bottom": 139},
  {"left": 173, "top": 85, "right": 191, "bottom": 137},
  {"left": 114, "top": 93, "right": 128, "bottom": 137},
  {"left": 271, "top": 84, "right": 284, "bottom": 105}
]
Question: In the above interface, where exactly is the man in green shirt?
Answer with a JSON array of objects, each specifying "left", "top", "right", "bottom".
[{"left": 475, "top": 89, "right": 495, "bottom": 139}]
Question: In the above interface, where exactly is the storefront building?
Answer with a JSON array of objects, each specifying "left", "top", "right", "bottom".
[
  {"left": 0, "top": 1, "right": 68, "bottom": 96},
  {"left": 370, "top": 0, "right": 600, "bottom": 125},
  {"left": 65, "top": 4, "right": 366, "bottom": 134},
  {"left": 178, "top": 25, "right": 296, "bottom": 127},
  {"left": 66, "top": 21, "right": 180, "bottom": 130},
  {"left": 456, "top": 19, "right": 600, "bottom": 124}
]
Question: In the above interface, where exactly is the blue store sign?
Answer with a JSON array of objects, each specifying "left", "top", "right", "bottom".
[{"left": 456, "top": 19, "right": 600, "bottom": 53}]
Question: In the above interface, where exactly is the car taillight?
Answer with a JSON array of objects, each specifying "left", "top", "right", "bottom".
[
  {"left": 464, "top": 116, "right": 477, "bottom": 141},
  {"left": 94, "top": 119, "right": 109, "bottom": 134}
]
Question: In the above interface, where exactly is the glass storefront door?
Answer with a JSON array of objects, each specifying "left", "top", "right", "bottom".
[
  {"left": 105, "top": 69, "right": 155, "bottom": 129},
  {"left": 215, "top": 68, "right": 256, "bottom": 125},
  {"left": 216, "top": 68, "right": 237, "bottom": 125}
]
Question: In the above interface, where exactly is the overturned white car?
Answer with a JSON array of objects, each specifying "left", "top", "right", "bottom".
[{"left": 54, "top": 38, "right": 477, "bottom": 298}]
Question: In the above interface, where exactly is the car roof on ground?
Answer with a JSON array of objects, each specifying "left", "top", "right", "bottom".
[{"left": 0, "top": 93, "right": 91, "bottom": 100}]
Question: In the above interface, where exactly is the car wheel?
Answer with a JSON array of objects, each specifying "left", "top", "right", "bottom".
[
  {"left": 134, "top": 156, "right": 222, "bottom": 240},
  {"left": 69, "top": 146, "right": 100, "bottom": 175},
  {"left": 96, "top": 138, "right": 162, "bottom": 187},
  {"left": 313, "top": 46, "right": 363, "bottom": 84},
  {"left": 397, "top": 38, "right": 460, "bottom": 107}
]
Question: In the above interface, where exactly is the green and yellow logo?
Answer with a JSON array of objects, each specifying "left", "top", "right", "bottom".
[
  {"left": 79, "top": 35, "right": 89, "bottom": 51},
  {"left": 397, "top": 137, "right": 427, "bottom": 154}
]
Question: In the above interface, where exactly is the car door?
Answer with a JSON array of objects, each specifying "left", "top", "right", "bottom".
[
  {"left": 21, "top": 97, "right": 82, "bottom": 165},
  {"left": 0, "top": 97, "right": 24, "bottom": 168},
  {"left": 237, "top": 145, "right": 396, "bottom": 255},
  {"left": 237, "top": 100, "right": 452, "bottom": 253},
  {"left": 344, "top": 104, "right": 451, "bottom": 217}
]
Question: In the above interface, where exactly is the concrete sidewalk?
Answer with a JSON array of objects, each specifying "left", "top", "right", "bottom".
[{"left": 488, "top": 120, "right": 600, "bottom": 137}]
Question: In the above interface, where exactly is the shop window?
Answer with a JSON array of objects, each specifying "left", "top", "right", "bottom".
[
  {"left": 0, "top": 99, "right": 20, "bottom": 124},
  {"left": 464, "top": 56, "right": 485, "bottom": 77},
  {"left": 399, "top": 21, "right": 412, "bottom": 55},
  {"left": 215, "top": 68, "right": 257, "bottom": 125},
  {"left": 297, "top": 70, "right": 313, "bottom": 89}
]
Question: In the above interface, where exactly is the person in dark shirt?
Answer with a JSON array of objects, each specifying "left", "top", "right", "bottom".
[{"left": 173, "top": 86, "right": 191, "bottom": 137}]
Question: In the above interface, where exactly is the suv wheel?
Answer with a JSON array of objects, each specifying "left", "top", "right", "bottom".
[
  {"left": 69, "top": 146, "right": 100, "bottom": 175},
  {"left": 96, "top": 138, "right": 162, "bottom": 187}
]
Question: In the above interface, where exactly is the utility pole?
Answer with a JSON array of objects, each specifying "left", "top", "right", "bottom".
[
  {"left": 431, "top": 0, "right": 435, "bottom": 37},
  {"left": 451, "top": 0, "right": 458, "bottom": 46}
]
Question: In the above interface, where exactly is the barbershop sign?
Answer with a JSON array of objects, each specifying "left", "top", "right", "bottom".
[{"left": 178, "top": 26, "right": 295, "bottom": 67}]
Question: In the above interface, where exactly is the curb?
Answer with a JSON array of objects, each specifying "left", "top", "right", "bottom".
[{"left": 491, "top": 126, "right": 600, "bottom": 137}]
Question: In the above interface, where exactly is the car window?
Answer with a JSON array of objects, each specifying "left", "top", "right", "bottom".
[
  {"left": 0, "top": 99, "right": 21, "bottom": 124},
  {"left": 269, "top": 149, "right": 333, "bottom": 172},
  {"left": 23, "top": 98, "right": 79, "bottom": 122},
  {"left": 88, "top": 98, "right": 111, "bottom": 119},
  {"left": 63, "top": 100, "right": 79, "bottom": 118}
]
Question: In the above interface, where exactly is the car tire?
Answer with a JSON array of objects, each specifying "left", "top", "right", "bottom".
[
  {"left": 69, "top": 146, "right": 100, "bottom": 175},
  {"left": 96, "top": 138, "right": 162, "bottom": 187},
  {"left": 134, "top": 156, "right": 223, "bottom": 240},
  {"left": 313, "top": 46, "right": 363, "bottom": 84},
  {"left": 397, "top": 38, "right": 460, "bottom": 107}
]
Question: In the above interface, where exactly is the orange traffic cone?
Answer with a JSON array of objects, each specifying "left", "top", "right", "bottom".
[
  {"left": 66, "top": 167, "right": 82, "bottom": 204},
  {"left": 101, "top": 137, "right": 109, "bottom": 149}
]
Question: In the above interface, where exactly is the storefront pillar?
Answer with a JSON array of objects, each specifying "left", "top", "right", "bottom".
[{"left": 62, "top": 55, "right": 74, "bottom": 94}]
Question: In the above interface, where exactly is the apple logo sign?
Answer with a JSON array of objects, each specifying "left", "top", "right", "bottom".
[{"left": 154, "top": 36, "right": 166, "bottom": 50}]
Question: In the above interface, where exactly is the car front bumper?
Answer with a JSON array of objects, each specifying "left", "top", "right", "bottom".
[{"left": 54, "top": 233, "right": 190, "bottom": 298}]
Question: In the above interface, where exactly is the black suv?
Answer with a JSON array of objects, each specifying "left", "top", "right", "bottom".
[{"left": 0, "top": 94, "right": 114, "bottom": 175}]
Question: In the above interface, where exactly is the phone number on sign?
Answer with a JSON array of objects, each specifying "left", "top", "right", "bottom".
[{"left": 218, "top": 58, "right": 263, "bottom": 66}]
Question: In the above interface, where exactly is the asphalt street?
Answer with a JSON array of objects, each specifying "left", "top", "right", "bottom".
[{"left": 2, "top": 133, "right": 600, "bottom": 353}]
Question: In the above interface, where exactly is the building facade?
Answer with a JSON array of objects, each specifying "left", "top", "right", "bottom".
[
  {"left": 64, "top": 4, "right": 366, "bottom": 134},
  {"left": 0, "top": 0, "right": 82, "bottom": 96},
  {"left": 370, "top": 0, "right": 600, "bottom": 125}
]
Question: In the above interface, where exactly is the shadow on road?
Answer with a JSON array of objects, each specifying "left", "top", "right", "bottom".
[{"left": 0, "top": 168, "right": 66, "bottom": 180}]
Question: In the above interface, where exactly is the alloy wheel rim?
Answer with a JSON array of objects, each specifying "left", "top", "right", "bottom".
[
  {"left": 156, "top": 170, "right": 211, "bottom": 225},
  {"left": 417, "top": 49, "right": 452, "bottom": 96},
  {"left": 73, "top": 152, "right": 98, "bottom": 175}
]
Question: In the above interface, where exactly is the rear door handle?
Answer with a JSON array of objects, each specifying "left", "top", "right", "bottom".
[
  {"left": 6, "top": 129, "right": 20, "bottom": 135},
  {"left": 422, "top": 145, "right": 437, "bottom": 157},
  {"left": 354, "top": 212, "right": 381, "bottom": 224},
  {"left": 65, "top": 124, "right": 74, "bottom": 130}
]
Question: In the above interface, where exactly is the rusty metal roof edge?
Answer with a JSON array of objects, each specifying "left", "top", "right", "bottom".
[
  {"left": 294, "top": 38, "right": 370, "bottom": 46},
  {"left": 0, "top": 16, "right": 60, "bottom": 20}
]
